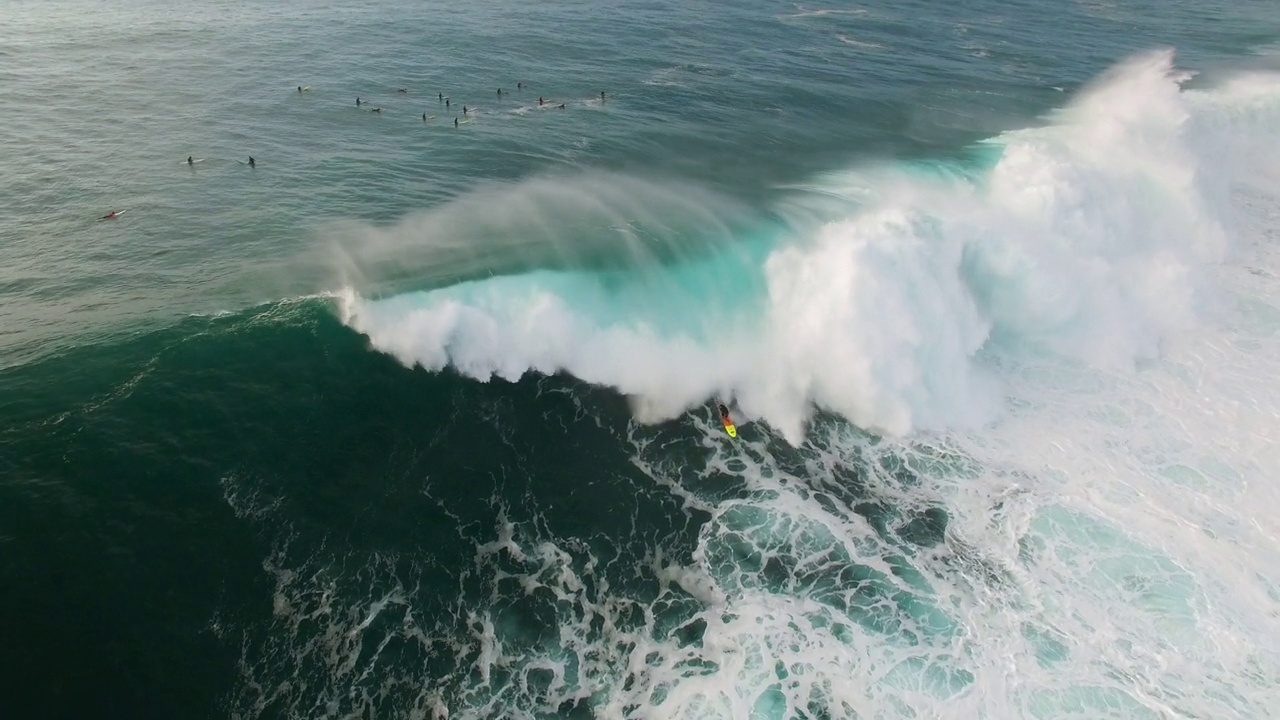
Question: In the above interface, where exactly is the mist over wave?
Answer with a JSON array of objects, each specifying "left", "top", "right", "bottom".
[
  {"left": 323, "top": 173, "right": 755, "bottom": 297},
  {"left": 338, "top": 50, "right": 1280, "bottom": 443}
]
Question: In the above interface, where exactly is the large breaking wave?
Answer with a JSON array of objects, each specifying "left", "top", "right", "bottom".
[{"left": 336, "top": 49, "right": 1279, "bottom": 444}]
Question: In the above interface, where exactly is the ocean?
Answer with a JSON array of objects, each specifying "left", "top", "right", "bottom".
[{"left": 3, "top": 0, "right": 1280, "bottom": 717}]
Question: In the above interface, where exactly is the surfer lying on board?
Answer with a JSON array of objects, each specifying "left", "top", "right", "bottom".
[{"left": 101, "top": 210, "right": 120, "bottom": 219}]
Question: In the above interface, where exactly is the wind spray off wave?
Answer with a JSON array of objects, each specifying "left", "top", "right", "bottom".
[{"left": 339, "top": 50, "right": 1278, "bottom": 443}]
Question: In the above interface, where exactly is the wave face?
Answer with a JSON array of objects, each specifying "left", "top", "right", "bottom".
[{"left": 340, "top": 50, "right": 1272, "bottom": 444}]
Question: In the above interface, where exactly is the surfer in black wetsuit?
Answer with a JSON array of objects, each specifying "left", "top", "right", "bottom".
[
  {"left": 517, "top": 82, "right": 522, "bottom": 90},
  {"left": 248, "top": 156, "right": 255, "bottom": 167},
  {"left": 187, "top": 156, "right": 193, "bottom": 165},
  {"left": 601, "top": 91, "right": 605, "bottom": 100},
  {"left": 497, "top": 88, "right": 502, "bottom": 96},
  {"left": 398, "top": 88, "right": 407, "bottom": 93},
  {"left": 371, "top": 107, "right": 382, "bottom": 113},
  {"left": 558, "top": 103, "right": 565, "bottom": 109},
  {"left": 718, "top": 404, "right": 731, "bottom": 423},
  {"left": 454, "top": 117, "right": 458, "bottom": 127},
  {"left": 439, "top": 92, "right": 443, "bottom": 100},
  {"left": 446, "top": 98, "right": 450, "bottom": 108},
  {"left": 356, "top": 97, "right": 361, "bottom": 106},
  {"left": 422, "top": 112, "right": 427, "bottom": 121},
  {"left": 463, "top": 105, "right": 468, "bottom": 114}
]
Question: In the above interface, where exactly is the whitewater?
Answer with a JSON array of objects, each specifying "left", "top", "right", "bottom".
[{"left": 312, "top": 50, "right": 1280, "bottom": 717}]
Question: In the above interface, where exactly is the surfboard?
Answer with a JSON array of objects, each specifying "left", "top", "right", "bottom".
[
  {"left": 180, "top": 158, "right": 205, "bottom": 164},
  {"left": 721, "top": 413, "right": 737, "bottom": 438}
]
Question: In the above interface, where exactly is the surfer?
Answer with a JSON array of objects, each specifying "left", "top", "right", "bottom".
[
  {"left": 558, "top": 103, "right": 566, "bottom": 109},
  {"left": 601, "top": 91, "right": 605, "bottom": 100},
  {"left": 517, "top": 82, "right": 523, "bottom": 90},
  {"left": 397, "top": 88, "right": 407, "bottom": 93},
  {"left": 248, "top": 156, "right": 255, "bottom": 167},
  {"left": 297, "top": 86, "right": 303, "bottom": 92},
  {"left": 539, "top": 96, "right": 544, "bottom": 106},
  {"left": 422, "top": 112, "right": 427, "bottom": 120},
  {"left": 187, "top": 155, "right": 193, "bottom": 165},
  {"left": 446, "top": 99, "right": 450, "bottom": 108},
  {"left": 454, "top": 117, "right": 458, "bottom": 127},
  {"left": 463, "top": 105, "right": 468, "bottom": 114},
  {"left": 101, "top": 210, "right": 119, "bottom": 219},
  {"left": 718, "top": 403, "right": 738, "bottom": 437},
  {"left": 438, "top": 92, "right": 443, "bottom": 100},
  {"left": 497, "top": 88, "right": 502, "bottom": 96},
  {"left": 371, "top": 107, "right": 382, "bottom": 113},
  {"left": 356, "top": 97, "right": 361, "bottom": 106}
]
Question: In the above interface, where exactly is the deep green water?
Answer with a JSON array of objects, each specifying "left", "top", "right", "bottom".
[{"left": 3, "top": 1, "right": 1280, "bottom": 718}]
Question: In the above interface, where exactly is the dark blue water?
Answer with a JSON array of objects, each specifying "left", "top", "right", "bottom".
[{"left": 3, "top": 1, "right": 1280, "bottom": 718}]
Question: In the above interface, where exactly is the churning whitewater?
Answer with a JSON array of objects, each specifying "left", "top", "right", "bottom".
[{"left": 313, "top": 50, "right": 1280, "bottom": 718}]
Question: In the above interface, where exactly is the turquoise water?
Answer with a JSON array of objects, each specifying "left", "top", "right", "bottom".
[{"left": 4, "top": 1, "right": 1280, "bottom": 718}]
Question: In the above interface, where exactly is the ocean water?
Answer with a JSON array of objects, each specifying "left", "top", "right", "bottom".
[{"left": 3, "top": 0, "right": 1280, "bottom": 717}]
